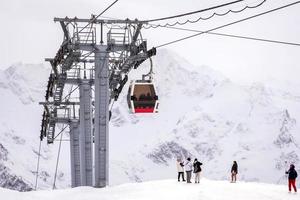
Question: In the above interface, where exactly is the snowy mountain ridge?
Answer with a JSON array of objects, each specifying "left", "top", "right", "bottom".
[{"left": 0, "top": 49, "right": 299, "bottom": 191}]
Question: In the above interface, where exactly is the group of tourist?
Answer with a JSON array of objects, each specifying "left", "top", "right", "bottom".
[
  {"left": 177, "top": 158, "right": 202, "bottom": 183},
  {"left": 176, "top": 158, "right": 237, "bottom": 184},
  {"left": 176, "top": 158, "right": 298, "bottom": 193},
  {"left": 176, "top": 157, "right": 203, "bottom": 184}
]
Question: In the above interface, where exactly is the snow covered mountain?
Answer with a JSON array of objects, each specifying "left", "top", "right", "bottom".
[
  {"left": 0, "top": 49, "right": 299, "bottom": 191},
  {"left": 0, "top": 63, "right": 68, "bottom": 190}
]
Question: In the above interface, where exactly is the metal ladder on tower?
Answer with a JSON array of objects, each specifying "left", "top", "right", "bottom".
[
  {"left": 53, "top": 73, "right": 67, "bottom": 105},
  {"left": 47, "top": 108, "right": 57, "bottom": 144}
]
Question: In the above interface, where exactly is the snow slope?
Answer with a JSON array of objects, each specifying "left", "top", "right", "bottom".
[
  {"left": 0, "top": 179, "right": 298, "bottom": 200},
  {"left": 0, "top": 49, "right": 300, "bottom": 190}
]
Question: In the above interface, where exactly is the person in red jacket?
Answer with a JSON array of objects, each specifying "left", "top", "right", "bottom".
[{"left": 286, "top": 164, "right": 298, "bottom": 193}]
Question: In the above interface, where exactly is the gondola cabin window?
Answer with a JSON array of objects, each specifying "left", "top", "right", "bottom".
[{"left": 127, "top": 81, "right": 159, "bottom": 113}]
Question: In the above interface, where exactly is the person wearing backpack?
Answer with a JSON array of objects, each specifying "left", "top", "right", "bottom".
[{"left": 193, "top": 158, "right": 202, "bottom": 184}]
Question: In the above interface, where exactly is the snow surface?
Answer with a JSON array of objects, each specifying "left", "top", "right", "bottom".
[
  {"left": 0, "top": 49, "right": 300, "bottom": 190},
  {"left": 0, "top": 179, "right": 298, "bottom": 200}
]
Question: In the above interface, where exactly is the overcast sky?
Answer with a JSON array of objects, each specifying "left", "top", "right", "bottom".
[{"left": 1, "top": 0, "right": 300, "bottom": 85}]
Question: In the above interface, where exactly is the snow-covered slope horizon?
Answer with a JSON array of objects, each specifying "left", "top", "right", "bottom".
[
  {"left": 0, "top": 49, "right": 299, "bottom": 191},
  {"left": 0, "top": 179, "right": 298, "bottom": 200}
]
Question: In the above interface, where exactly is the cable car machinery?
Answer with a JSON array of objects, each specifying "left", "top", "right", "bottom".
[{"left": 39, "top": 16, "right": 156, "bottom": 188}]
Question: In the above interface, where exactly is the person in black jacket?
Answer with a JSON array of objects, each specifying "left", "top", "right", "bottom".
[
  {"left": 285, "top": 164, "right": 298, "bottom": 192},
  {"left": 231, "top": 161, "right": 238, "bottom": 183},
  {"left": 193, "top": 158, "right": 202, "bottom": 184}
]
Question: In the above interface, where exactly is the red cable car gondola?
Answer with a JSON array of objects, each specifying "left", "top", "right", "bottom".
[{"left": 127, "top": 58, "right": 159, "bottom": 113}]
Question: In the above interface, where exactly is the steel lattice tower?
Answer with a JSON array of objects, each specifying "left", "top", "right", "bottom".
[{"left": 40, "top": 16, "right": 156, "bottom": 187}]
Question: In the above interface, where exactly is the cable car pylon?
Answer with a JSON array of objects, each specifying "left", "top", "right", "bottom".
[{"left": 39, "top": 16, "right": 156, "bottom": 188}]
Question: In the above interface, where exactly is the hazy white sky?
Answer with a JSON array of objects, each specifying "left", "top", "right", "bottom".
[{"left": 1, "top": 0, "right": 300, "bottom": 84}]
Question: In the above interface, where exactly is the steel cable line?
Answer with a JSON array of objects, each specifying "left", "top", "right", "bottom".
[
  {"left": 34, "top": 140, "right": 42, "bottom": 190},
  {"left": 144, "top": 0, "right": 266, "bottom": 29},
  {"left": 78, "top": 0, "right": 120, "bottom": 69},
  {"left": 78, "top": 0, "right": 119, "bottom": 33},
  {"left": 144, "top": 0, "right": 243, "bottom": 23},
  {"left": 92, "top": 16, "right": 300, "bottom": 47},
  {"left": 154, "top": 1, "right": 300, "bottom": 48},
  {"left": 103, "top": 19, "right": 300, "bottom": 47},
  {"left": 53, "top": 125, "right": 69, "bottom": 141},
  {"left": 52, "top": 129, "right": 64, "bottom": 189},
  {"left": 160, "top": 26, "right": 300, "bottom": 47}
]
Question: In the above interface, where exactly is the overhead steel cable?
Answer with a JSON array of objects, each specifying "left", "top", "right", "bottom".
[
  {"left": 154, "top": 1, "right": 300, "bottom": 49},
  {"left": 34, "top": 140, "right": 42, "bottom": 190},
  {"left": 76, "top": 0, "right": 119, "bottom": 66},
  {"left": 102, "top": 16, "right": 300, "bottom": 47},
  {"left": 161, "top": 26, "right": 300, "bottom": 47},
  {"left": 144, "top": 0, "right": 266, "bottom": 28},
  {"left": 144, "top": 0, "right": 244, "bottom": 23},
  {"left": 78, "top": 0, "right": 119, "bottom": 33},
  {"left": 52, "top": 128, "right": 64, "bottom": 189}
]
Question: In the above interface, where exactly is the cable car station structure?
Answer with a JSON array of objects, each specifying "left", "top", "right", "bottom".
[{"left": 40, "top": 16, "right": 156, "bottom": 188}]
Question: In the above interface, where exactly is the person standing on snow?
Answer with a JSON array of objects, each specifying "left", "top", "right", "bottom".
[
  {"left": 193, "top": 158, "right": 202, "bottom": 184},
  {"left": 176, "top": 158, "right": 186, "bottom": 182},
  {"left": 285, "top": 164, "right": 298, "bottom": 193},
  {"left": 185, "top": 157, "right": 193, "bottom": 183},
  {"left": 231, "top": 161, "right": 238, "bottom": 183}
]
